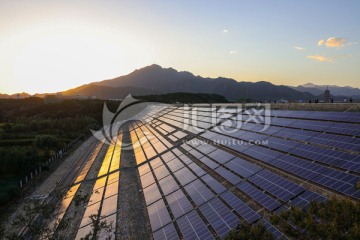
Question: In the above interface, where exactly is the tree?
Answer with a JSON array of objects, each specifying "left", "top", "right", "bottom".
[
  {"left": 225, "top": 223, "right": 273, "bottom": 240},
  {"left": 81, "top": 212, "right": 114, "bottom": 240}
]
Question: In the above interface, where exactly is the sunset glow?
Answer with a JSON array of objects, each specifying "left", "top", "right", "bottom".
[{"left": 0, "top": 0, "right": 359, "bottom": 94}]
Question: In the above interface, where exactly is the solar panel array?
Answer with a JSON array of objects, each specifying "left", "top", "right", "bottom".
[
  {"left": 55, "top": 104, "right": 360, "bottom": 239},
  {"left": 132, "top": 105, "right": 359, "bottom": 239},
  {"left": 76, "top": 135, "right": 122, "bottom": 239}
]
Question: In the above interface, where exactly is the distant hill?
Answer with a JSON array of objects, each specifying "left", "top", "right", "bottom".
[
  {"left": 95, "top": 64, "right": 314, "bottom": 101},
  {"left": 0, "top": 92, "right": 31, "bottom": 99},
  {"left": 291, "top": 83, "right": 360, "bottom": 99}
]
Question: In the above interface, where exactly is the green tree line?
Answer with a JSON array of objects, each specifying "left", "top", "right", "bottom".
[{"left": 0, "top": 98, "right": 119, "bottom": 205}]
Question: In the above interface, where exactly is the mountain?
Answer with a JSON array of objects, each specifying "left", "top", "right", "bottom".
[
  {"left": 95, "top": 64, "right": 314, "bottom": 101},
  {"left": 1, "top": 65, "right": 318, "bottom": 101},
  {"left": 62, "top": 84, "right": 160, "bottom": 99},
  {"left": 291, "top": 83, "right": 360, "bottom": 98},
  {"left": 0, "top": 92, "right": 31, "bottom": 99}
]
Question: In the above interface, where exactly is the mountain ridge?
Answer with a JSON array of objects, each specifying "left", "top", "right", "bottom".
[
  {"left": 92, "top": 64, "right": 314, "bottom": 101},
  {"left": 2, "top": 64, "right": 343, "bottom": 101},
  {"left": 291, "top": 83, "right": 360, "bottom": 98}
]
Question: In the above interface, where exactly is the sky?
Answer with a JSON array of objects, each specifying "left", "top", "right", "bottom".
[{"left": 0, "top": 0, "right": 359, "bottom": 94}]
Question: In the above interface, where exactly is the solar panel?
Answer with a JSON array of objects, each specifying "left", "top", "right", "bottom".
[
  {"left": 101, "top": 195, "right": 117, "bottom": 217},
  {"left": 220, "top": 191, "right": 260, "bottom": 224},
  {"left": 215, "top": 167, "right": 242, "bottom": 185},
  {"left": 158, "top": 174, "right": 180, "bottom": 196},
  {"left": 188, "top": 162, "right": 207, "bottom": 177},
  {"left": 178, "top": 154, "right": 193, "bottom": 165},
  {"left": 259, "top": 219, "right": 286, "bottom": 239},
  {"left": 166, "top": 189, "right": 193, "bottom": 218},
  {"left": 143, "top": 183, "right": 162, "bottom": 206},
  {"left": 225, "top": 157, "right": 262, "bottom": 179},
  {"left": 243, "top": 146, "right": 281, "bottom": 163},
  {"left": 208, "top": 149, "right": 236, "bottom": 164},
  {"left": 248, "top": 169, "right": 304, "bottom": 202},
  {"left": 198, "top": 156, "right": 220, "bottom": 170},
  {"left": 148, "top": 199, "right": 172, "bottom": 232},
  {"left": 177, "top": 210, "right": 214, "bottom": 240},
  {"left": 184, "top": 179, "right": 215, "bottom": 206},
  {"left": 201, "top": 174, "right": 227, "bottom": 195},
  {"left": 153, "top": 164, "right": 170, "bottom": 180},
  {"left": 167, "top": 158, "right": 185, "bottom": 173},
  {"left": 140, "top": 171, "right": 156, "bottom": 188},
  {"left": 161, "top": 151, "right": 177, "bottom": 163},
  {"left": 138, "top": 163, "right": 151, "bottom": 176},
  {"left": 153, "top": 223, "right": 179, "bottom": 240},
  {"left": 67, "top": 105, "right": 360, "bottom": 240},
  {"left": 174, "top": 167, "right": 197, "bottom": 186},
  {"left": 79, "top": 201, "right": 101, "bottom": 227},
  {"left": 103, "top": 181, "right": 119, "bottom": 199},
  {"left": 237, "top": 181, "right": 281, "bottom": 211},
  {"left": 290, "top": 190, "right": 326, "bottom": 209},
  {"left": 199, "top": 197, "right": 240, "bottom": 238}
]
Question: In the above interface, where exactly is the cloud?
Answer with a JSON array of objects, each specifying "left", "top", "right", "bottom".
[
  {"left": 307, "top": 54, "right": 351, "bottom": 62},
  {"left": 318, "top": 37, "right": 346, "bottom": 47},
  {"left": 223, "top": 29, "right": 228, "bottom": 33},
  {"left": 294, "top": 46, "right": 305, "bottom": 51},
  {"left": 229, "top": 50, "right": 237, "bottom": 55},
  {"left": 307, "top": 55, "right": 333, "bottom": 62},
  {"left": 317, "top": 39, "right": 326, "bottom": 46}
]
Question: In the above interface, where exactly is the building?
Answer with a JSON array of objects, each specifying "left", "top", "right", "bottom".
[{"left": 323, "top": 87, "right": 330, "bottom": 103}]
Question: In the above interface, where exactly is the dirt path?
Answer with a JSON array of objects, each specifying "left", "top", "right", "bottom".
[{"left": 116, "top": 124, "right": 151, "bottom": 240}]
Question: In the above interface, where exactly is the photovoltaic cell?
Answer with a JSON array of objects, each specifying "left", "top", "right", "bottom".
[
  {"left": 220, "top": 191, "right": 260, "bottom": 224},
  {"left": 198, "top": 156, "right": 220, "bottom": 170},
  {"left": 201, "top": 174, "right": 227, "bottom": 195},
  {"left": 178, "top": 154, "right": 193, "bottom": 165},
  {"left": 259, "top": 219, "right": 286, "bottom": 239},
  {"left": 153, "top": 223, "right": 179, "bottom": 240},
  {"left": 140, "top": 171, "right": 156, "bottom": 188},
  {"left": 188, "top": 162, "right": 207, "bottom": 177},
  {"left": 208, "top": 149, "right": 236, "bottom": 164},
  {"left": 237, "top": 181, "right": 281, "bottom": 211},
  {"left": 290, "top": 190, "right": 326, "bottom": 209},
  {"left": 158, "top": 175, "right": 180, "bottom": 196},
  {"left": 101, "top": 195, "right": 117, "bottom": 217},
  {"left": 174, "top": 167, "right": 197, "bottom": 186},
  {"left": 199, "top": 197, "right": 240, "bottom": 238},
  {"left": 143, "top": 183, "right": 162, "bottom": 206},
  {"left": 161, "top": 151, "right": 177, "bottom": 163},
  {"left": 167, "top": 158, "right": 185, "bottom": 173},
  {"left": 225, "top": 157, "right": 262, "bottom": 179},
  {"left": 148, "top": 199, "right": 172, "bottom": 232},
  {"left": 215, "top": 167, "right": 242, "bottom": 185},
  {"left": 166, "top": 189, "right": 193, "bottom": 219},
  {"left": 177, "top": 210, "right": 214, "bottom": 240},
  {"left": 153, "top": 164, "right": 170, "bottom": 180},
  {"left": 248, "top": 169, "right": 305, "bottom": 202},
  {"left": 138, "top": 163, "right": 151, "bottom": 176},
  {"left": 188, "top": 149, "right": 205, "bottom": 159},
  {"left": 72, "top": 106, "right": 360, "bottom": 240},
  {"left": 184, "top": 179, "right": 215, "bottom": 206}
]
